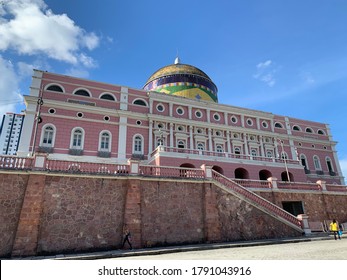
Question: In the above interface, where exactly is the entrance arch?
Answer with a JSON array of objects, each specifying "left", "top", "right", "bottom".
[
  {"left": 234, "top": 168, "right": 249, "bottom": 179},
  {"left": 179, "top": 163, "right": 195, "bottom": 177},
  {"left": 180, "top": 163, "right": 195, "bottom": 168},
  {"left": 259, "top": 169, "right": 272, "bottom": 180},
  {"left": 281, "top": 171, "right": 294, "bottom": 182},
  {"left": 212, "top": 165, "right": 224, "bottom": 175}
]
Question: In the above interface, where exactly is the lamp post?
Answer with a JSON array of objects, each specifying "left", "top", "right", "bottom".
[
  {"left": 278, "top": 138, "right": 290, "bottom": 183},
  {"left": 31, "top": 89, "right": 44, "bottom": 156}
]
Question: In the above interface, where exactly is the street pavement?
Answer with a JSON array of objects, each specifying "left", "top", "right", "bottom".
[
  {"left": 12, "top": 233, "right": 346, "bottom": 260},
  {"left": 116, "top": 236, "right": 347, "bottom": 260}
]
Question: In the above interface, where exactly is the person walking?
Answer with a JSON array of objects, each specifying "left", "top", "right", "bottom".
[
  {"left": 338, "top": 223, "right": 343, "bottom": 238},
  {"left": 329, "top": 219, "right": 341, "bottom": 240},
  {"left": 122, "top": 225, "right": 133, "bottom": 249}
]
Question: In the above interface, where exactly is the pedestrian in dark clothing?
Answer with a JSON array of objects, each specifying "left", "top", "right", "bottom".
[
  {"left": 338, "top": 223, "right": 343, "bottom": 238},
  {"left": 122, "top": 226, "right": 133, "bottom": 249}
]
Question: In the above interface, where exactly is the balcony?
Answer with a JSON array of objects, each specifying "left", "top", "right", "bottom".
[
  {"left": 68, "top": 149, "right": 83, "bottom": 156},
  {"left": 304, "top": 168, "right": 311, "bottom": 174},
  {"left": 97, "top": 151, "right": 111, "bottom": 158},
  {"left": 38, "top": 146, "right": 54, "bottom": 154},
  {"left": 150, "top": 146, "right": 301, "bottom": 166},
  {"left": 329, "top": 171, "right": 336, "bottom": 176}
]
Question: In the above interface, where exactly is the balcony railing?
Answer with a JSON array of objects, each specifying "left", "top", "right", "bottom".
[
  {"left": 212, "top": 170, "right": 303, "bottom": 230},
  {"left": 46, "top": 159, "right": 129, "bottom": 175},
  {"left": 150, "top": 146, "right": 301, "bottom": 165},
  {"left": 0, "top": 155, "right": 33, "bottom": 170},
  {"left": 0, "top": 155, "right": 346, "bottom": 193},
  {"left": 140, "top": 165, "right": 205, "bottom": 179}
]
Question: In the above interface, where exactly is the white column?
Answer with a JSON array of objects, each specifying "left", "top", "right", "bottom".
[
  {"left": 188, "top": 106, "right": 192, "bottom": 119},
  {"left": 208, "top": 128, "right": 213, "bottom": 151},
  {"left": 148, "top": 120, "right": 153, "bottom": 155},
  {"left": 120, "top": 87, "right": 128, "bottom": 110},
  {"left": 226, "top": 131, "right": 231, "bottom": 154},
  {"left": 149, "top": 99, "right": 153, "bottom": 114},
  {"left": 169, "top": 103, "right": 173, "bottom": 117},
  {"left": 170, "top": 123, "right": 174, "bottom": 147},
  {"left": 189, "top": 125, "right": 194, "bottom": 149},
  {"left": 206, "top": 109, "right": 210, "bottom": 123},
  {"left": 289, "top": 139, "right": 297, "bottom": 160},
  {"left": 260, "top": 136, "right": 265, "bottom": 157},
  {"left": 256, "top": 117, "right": 260, "bottom": 130},
  {"left": 224, "top": 112, "right": 228, "bottom": 125},
  {"left": 243, "top": 133, "right": 249, "bottom": 156},
  {"left": 117, "top": 116, "right": 127, "bottom": 160}
]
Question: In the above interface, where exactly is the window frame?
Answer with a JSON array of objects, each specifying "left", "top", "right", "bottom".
[
  {"left": 70, "top": 127, "right": 85, "bottom": 150},
  {"left": 99, "top": 131, "right": 112, "bottom": 152},
  {"left": 133, "top": 134, "right": 144, "bottom": 154}
]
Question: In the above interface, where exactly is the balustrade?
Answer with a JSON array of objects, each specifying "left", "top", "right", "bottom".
[
  {"left": 0, "top": 155, "right": 33, "bottom": 170},
  {"left": 212, "top": 170, "right": 302, "bottom": 229}
]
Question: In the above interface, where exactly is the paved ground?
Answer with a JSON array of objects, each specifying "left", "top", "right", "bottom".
[
  {"left": 115, "top": 236, "right": 347, "bottom": 260},
  {"left": 15, "top": 233, "right": 344, "bottom": 260},
  {"left": 6, "top": 233, "right": 345, "bottom": 260}
]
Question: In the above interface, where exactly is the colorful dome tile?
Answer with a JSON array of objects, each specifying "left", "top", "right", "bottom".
[{"left": 144, "top": 58, "right": 218, "bottom": 102}]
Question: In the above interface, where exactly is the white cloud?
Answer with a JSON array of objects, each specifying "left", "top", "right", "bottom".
[
  {"left": 253, "top": 59, "right": 277, "bottom": 87},
  {"left": 0, "top": 55, "right": 24, "bottom": 116},
  {"left": 299, "top": 71, "right": 315, "bottom": 85},
  {"left": 0, "top": 0, "right": 100, "bottom": 67},
  {"left": 256, "top": 60, "right": 272, "bottom": 69},
  {"left": 65, "top": 67, "right": 90, "bottom": 79}
]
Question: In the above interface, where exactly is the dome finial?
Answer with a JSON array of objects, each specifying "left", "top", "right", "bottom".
[
  {"left": 174, "top": 56, "right": 181, "bottom": 64},
  {"left": 174, "top": 49, "right": 180, "bottom": 64}
]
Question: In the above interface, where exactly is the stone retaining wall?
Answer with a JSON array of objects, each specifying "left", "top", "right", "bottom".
[{"left": 1, "top": 172, "right": 347, "bottom": 258}]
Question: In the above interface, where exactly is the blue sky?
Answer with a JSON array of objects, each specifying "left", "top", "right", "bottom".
[{"left": 1, "top": 0, "right": 347, "bottom": 178}]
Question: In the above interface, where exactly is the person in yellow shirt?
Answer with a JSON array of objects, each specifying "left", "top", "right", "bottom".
[{"left": 330, "top": 219, "right": 341, "bottom": 240}]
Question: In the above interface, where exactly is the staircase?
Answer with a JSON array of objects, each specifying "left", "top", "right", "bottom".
[{"left": 211, "top": 170, "right": 303, "bottom": 232}]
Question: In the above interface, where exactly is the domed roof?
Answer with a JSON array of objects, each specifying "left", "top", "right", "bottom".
[{"left": 143, "top": 58, "right": 218, "bottom": 102}]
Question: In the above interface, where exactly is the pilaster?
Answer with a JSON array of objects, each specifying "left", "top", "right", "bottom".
[{"left": 11, "top": 174, "right": 46, "bottom": 257}]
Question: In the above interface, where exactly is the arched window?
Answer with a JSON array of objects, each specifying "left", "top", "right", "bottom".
[
  {"left": 281, "top": 152, "right": 288, "bottom": 160},
  {"left": 71, "top": 128, "right": 84, "bottom": 149},
  {"left": 216, "top": 144, "right": 224, "bottom": 153},
  {"left": 300, "top": 154, "right": 308, "bottom": 169},
  {"left": 133, "top": 135, "right": 144, "bottom": 154},
  {"left": 326, "top": 157, "right": 334, "bottom": 172},
  {"left": 197, "top": 142, "right": 205, "bottom": 151},
  {"left": 157, "top": 138, "right": 164, "bottom": 147},
  {"left": 234, "top": 147, "right": 241, "bottom": 158},
  {"left": 133, "top": 99, "right": 147, "bottom": 106},
  {"left": 305, "top": 127, "right": 313, "bottom": 133},
  {"left": 46, "top": 84, "right": 63, "bottom": 92},
  {"left": 177, "top": 140, "right": 185, "bottom": 149},
  {"left": 100, "top": 93, "right": 116, "bottom": 101},
  {"left": 313, "top": 155, "right": 321, "bottom": 170},
  {"left": 275, "top": 122, "right": 283, "bottom": 128},
  {"left": 317, "top": 129, "right": 325, "bottom": 135},
  {"left": 74, "top": 89, "right": 90, "bottom": 97},
  {"left": 266, "top": 150, "right": 273, "bottom": 158},
  {"left": 293, "top": 125, "right": 301, "bottom": 131},
  {"left": 250, "top": 148, "right": 258, "bottom": 157},
  {"left": 41, "top": 125, "right": 54, "bottom": 146},
  {"left": 99, "top": 131, "right": 111, "bottom": 151}
]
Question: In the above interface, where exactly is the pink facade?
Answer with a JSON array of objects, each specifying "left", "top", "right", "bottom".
[{"left": 18, "top": 69, "right": 344, "bottom": 185}]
